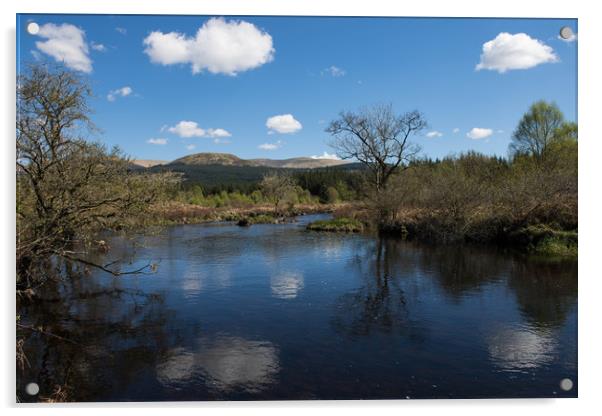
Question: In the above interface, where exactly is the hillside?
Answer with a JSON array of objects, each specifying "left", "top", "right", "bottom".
[
  {"left": 130, "top": 159, "right": 167, "bottom": 168},
  {"left": 169, "top": 152, "right": 349, "bottom": 169},
  {"left": 145, "top": 152, "right": 362, "bottom": 193},
  {"left": 170, "top": 153, "right": 256, "bottom": 167},
  {"left": 249, "top": 157, "right": 348, "bottom": 169}
]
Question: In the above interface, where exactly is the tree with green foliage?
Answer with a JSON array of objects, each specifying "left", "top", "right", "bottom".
[
  {"left": 259, "top": 173, "right": 297, "bottom": 213},
  {"left": 510, "top": 100, "right": 573, "bottom": 162}
]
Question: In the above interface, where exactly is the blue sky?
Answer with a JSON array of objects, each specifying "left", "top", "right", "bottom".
[{"left": 17, "top": 14, "right": 577, "bottom": 161}]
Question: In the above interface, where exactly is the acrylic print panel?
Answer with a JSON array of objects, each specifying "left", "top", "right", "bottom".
[{"left": 16, "top": 14, "right": 577, "bottom": 402}]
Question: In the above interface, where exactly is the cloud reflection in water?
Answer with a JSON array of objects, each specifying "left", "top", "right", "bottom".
[
  {"left": 487, "top": 325, "right": 558, "bottom": 372},
  {"left": 156, "top": 335, "right": 279, "bottom": 393}
]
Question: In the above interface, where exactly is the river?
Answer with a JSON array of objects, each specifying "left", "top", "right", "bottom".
[{"left": 17, "top": 214, "right": 577, "bottom": 401}]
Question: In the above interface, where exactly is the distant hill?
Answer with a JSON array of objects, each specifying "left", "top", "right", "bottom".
[
  {"left": 170, "top": 153, "right": 255, "bottom": 167},
  {"left": 169, "top": 152, "right": 349, "bottom": 169},
  {"left": 249, "top": 157, "right": 349, "bottom": 169},
  {"left": 143, "top": 152, "right": 362, "bottom": 193},
  {"left": 130, "top": 159, "right": 167, "bottom": 168}
]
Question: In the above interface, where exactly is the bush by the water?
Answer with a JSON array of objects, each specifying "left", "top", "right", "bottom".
[{"left": 306, "top": 217, "right": 364, "bottom": 232}]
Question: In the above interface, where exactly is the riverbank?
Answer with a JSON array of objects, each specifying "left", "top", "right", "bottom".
[
  {"left": 148, "top": 201, "right": 576, "bottom": 257},
  {"left": 303, "top": 204, "right": 577, "bottom": 258},
  {"left": 146, "top": 201, "right": 350, "bottom": 226}
]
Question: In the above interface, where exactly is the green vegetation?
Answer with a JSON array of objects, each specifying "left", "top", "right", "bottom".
[
  {"left": 509, "top": 225, "right": 577, "bottom": 257},
  {"left": 307, "top": 217, "right": 365, "bottom": 232},
  {"left": 323, "top": 102, "right": 577, "bottom": 255}
]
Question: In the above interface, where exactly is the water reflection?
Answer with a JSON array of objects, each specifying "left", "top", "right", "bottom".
[
  {"left": 331, "top": 238, "right": 413, "bottom": 338},
  {"left": 487, "top": 325, "right": 558, "bottom": 371},
  {"left": 17, "top": 216, "right": 578, "bottom": 401},
  {"left": 17, "top": 271, "right": 171, "bottom": 402},
  {"left": 271, "top": 272, "right": 304, "bottom": 299},
  {"left": 157, "top": 335, "right": 279, "bottom": 393}
]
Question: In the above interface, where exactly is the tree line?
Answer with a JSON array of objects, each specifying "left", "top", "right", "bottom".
[{"left": 326, "top": 101, "right": 577, "bottom": 246}]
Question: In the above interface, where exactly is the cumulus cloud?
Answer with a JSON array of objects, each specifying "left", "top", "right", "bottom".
[
  {"left": 258, "top": 141, "right": 282, "bottom": 151},
  {"left": 467, "top": 127, "right": 493, "bottom": 140},
  {"left": 167, "top": 120, "right": 231, "bottom": 139},
  {"left": 91, "top": 42, "right": 106, "bottom": 52},
  {"left": 266, "top": 114, "right": 302, "bottom": 134},
  {"left": 107, "top": 86, "right": 132, "bottom": 102},
  {"left": 33, "top": 23, "right": 92, "bottom": 73},
  {"left": 321, "top": 65, "right": 346, "bottom": 77},
  {"left": 206, "top": 128, "right": 231, "bottom": 138},
  {"left": 168, "top": 121, "right": 206, "bottom": 137},
  {"left": 426, "top": 130, "right": 443, "bottom": 138},
  {"left": 143, "top": 17, "right": 274, "bottom": 76},
  {"left": 147, "top": 138, "right": 168, "bottom": 145},
  {"left": 311, "top": 152, "right": 340, "bottom": 160},
  {"left": 452, "top": 128, "right": 460, "bottom": 134},
  {"left": 115, "top": 27, "right": 127, "bottom": 35},
  {"left": 476, "top": 32, "right": 558, "bottom": 73},
  {"left": 186, "top": 144, "right": 196, "bottom": 151}
]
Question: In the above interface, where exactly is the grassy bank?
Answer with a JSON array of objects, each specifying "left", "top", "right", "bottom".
[
  {"left": 306, "top": 217, "right": 365, "bottom": 232},
  {"left": 375, "top": 210, "right": 578, "bottom": 257},
  {"left": 145, "top": 201, "right": 344, "bottom": 226}
]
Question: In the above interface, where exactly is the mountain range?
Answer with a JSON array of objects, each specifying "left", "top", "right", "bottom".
[{"left": 131, "top": 152, "right": 349, "bottom": 170}]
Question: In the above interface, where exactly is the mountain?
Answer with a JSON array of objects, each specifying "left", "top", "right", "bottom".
[
  {"left": 170, "top": 153, "right": 255, "bottom": 167},
  {"left": 144, "top": 152, "right": 361, "bottom": 192},
  {"left": 168, "top": 152, "right": 349, "bottom": 169},
  {"left": 130, "top": 159, "right": 167, "bottom": 168},
  {"left": 249, "top": 157, "right": 348, "bottom": 169}
]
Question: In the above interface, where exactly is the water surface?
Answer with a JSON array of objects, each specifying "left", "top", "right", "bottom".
[{"left": 18, "top": 214, "right": 577, "bottom": 401}]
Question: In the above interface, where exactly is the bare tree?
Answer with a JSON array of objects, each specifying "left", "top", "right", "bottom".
[
  {"left": 17, "top": 64, "right": 177, "bottom": 289},
  {"left": 326, "top": 104, "right": 426, "bottom": 192}
]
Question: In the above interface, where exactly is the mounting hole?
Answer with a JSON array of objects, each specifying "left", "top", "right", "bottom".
[
  {"left": 559, "top": 26, "right": 574, "bottom": 40},
  {"left": 560, "top": 378, "right": 574, "bottom": 391},
  {"left": 25, "top": 382, "right": 39, "bottom": 396},
  {"left": 26, "top": 22, "right": 40, "bottom": 35}
]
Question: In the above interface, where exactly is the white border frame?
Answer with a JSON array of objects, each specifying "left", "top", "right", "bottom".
[{"left": 2, "top": 1, "right": 600, "bottom": 415}]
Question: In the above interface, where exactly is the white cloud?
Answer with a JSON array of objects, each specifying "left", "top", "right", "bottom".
[
  {"left": 476, "top": 32, "right": 558, "bottom": 73},
  {"left": 91, "top": 42, "right": 106, "bottom": 52},
  {"left": 206, "top": 128, "right": 231, "bottom": 138},
  {"left": 186, "top": 144, "right": 196, "bottom": 151},
  {"left": 467, "top": 128, "right": 493, "bottom": 140},
  {"left": 452, "top": 128, "right": 460, "bottom": 134},
  {"left": 426, "top": 130, "right": 443, "bottom": 138},
  {"left": 258, "top": 140, "right": 282, "bottom": 151},
  {"left": 168, "top": 121, "right": 205, "bottom": 137},
  {"left": 34, "top": 23, "right": 92, "bottom": 73},
  {"left": 147, "top": 138, "right": 168, "bottom": 145},
  {"left": 115, "top": 27, "right": 127, "bottom": 35},
  {"left": 311, "top": 152, "right": 340, "bottom": 160},
  {"left": 107, "top": 86, "right": 133, "bottom": 102},
  {"left": 143, "top": 17, "right": 274, "bottom": 76},
  {"left": 497, "top": 129, "right": 504, "bottom": 134},
  {"left": 167, "top": 120, "right": 231, "bottom": 139},
  {"left": 322, "top": 65, "right": 346, "bottom": 77},
  {"left": 266, "top": 114, "right": 302, "bottom": 134},
  {"left": 558, "top": 32, "right": 577, "bottom": 43}
]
